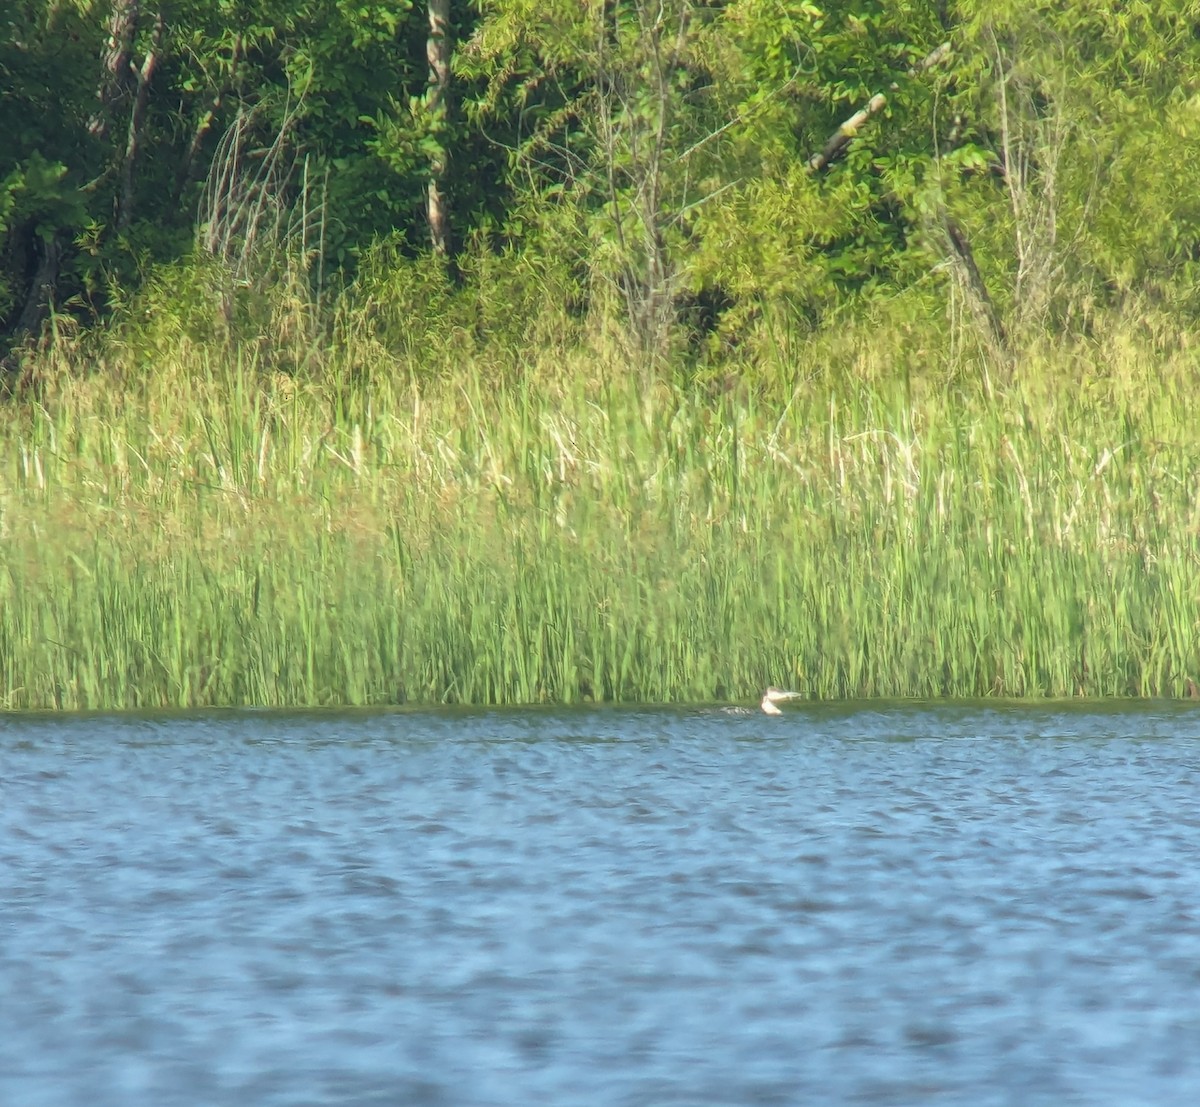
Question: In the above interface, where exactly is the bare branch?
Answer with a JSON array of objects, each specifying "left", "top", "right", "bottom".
[
  {"left": 806, "top": 43, "right": 951, "bottom": 174},
  {"left": 807, "top": 94, "right": 888, "bottom": 173}
]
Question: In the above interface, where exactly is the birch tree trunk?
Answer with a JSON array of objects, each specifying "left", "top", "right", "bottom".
[
  {"left": 426, "top": 0, "right": 451, "bottom": 256},
  {"left": 89, "top": 0, "right": 140, "bottom": 140}
]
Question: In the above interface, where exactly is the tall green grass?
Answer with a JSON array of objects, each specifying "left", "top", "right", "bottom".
[{"left": 2, "top": 317, "right": 1198, "bottom": 709}]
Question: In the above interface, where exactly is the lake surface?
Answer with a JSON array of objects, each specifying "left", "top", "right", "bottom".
[{"left": 3, "top": 702, "right": 1200, "bottom": 1106}]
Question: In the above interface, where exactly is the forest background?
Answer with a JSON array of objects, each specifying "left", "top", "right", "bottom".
[{"left": 2, "top": 1, "right": 1200, "bottom": 709}]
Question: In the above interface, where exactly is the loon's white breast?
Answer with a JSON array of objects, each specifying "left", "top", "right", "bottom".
[{"left": 761, "top": 687, "right": 804, "bottom": 715}]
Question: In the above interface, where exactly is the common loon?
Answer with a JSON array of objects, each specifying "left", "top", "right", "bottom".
[{"left": 761, "top": 687, "right": 804, "bottom": 715}]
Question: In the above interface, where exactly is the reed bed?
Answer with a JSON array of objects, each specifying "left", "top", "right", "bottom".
[{"left": 1, "top": 331, "right": 1198, "bottom": 709}]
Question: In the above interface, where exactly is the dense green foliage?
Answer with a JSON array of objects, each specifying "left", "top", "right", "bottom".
[
  {"left": 4, "top": 1, "right": 1200, "bottom": 350},
  {"left": 3, "top": 3, "right": 1200, "bottom": 708}
]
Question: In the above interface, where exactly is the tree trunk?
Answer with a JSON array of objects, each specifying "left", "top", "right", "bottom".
[
  {"left": 89, "top": 0, "right": 140, "bottom": 140},
  {"left": 945, "top": 216, "right": 1006, "bottom": 353},
  {"left": 174, "top": 35, "right": 241, "bottom": 204},
  {"left": 425, "top": 0, "right": 451, "bottom": 256},
  {"left": 116, "top": 13, "right": 165, "bottom": 232},
  {"left": 13, "top": 231, "right": 64, "bottom": 340}
]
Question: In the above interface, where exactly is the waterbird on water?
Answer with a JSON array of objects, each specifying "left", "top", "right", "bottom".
[{"left": 761, "top": 687, "right": 805, "bottom": 715}]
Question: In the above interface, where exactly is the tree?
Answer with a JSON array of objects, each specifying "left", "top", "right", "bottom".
[
  {"left": 461, "top": 0, "right": 956, "bottom": 353},
  {"left": 425, "top": 0, "right": 452, "bottom": 254},
  {"left": 950, "top": 0, "right": 1200, "bottom": 337}
]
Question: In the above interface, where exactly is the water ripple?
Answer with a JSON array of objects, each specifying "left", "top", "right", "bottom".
[{"left": 2, "top": 703, "right": 1200, "bottom": 1105}]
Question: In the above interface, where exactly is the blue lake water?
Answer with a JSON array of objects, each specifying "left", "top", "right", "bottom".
[{"left": 3, "top": 702, "right": 1200, "bottom": 1106}]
